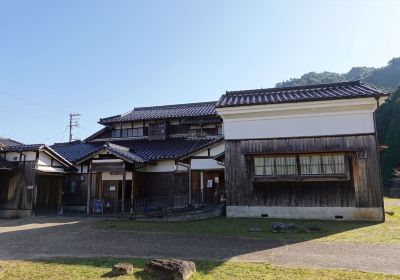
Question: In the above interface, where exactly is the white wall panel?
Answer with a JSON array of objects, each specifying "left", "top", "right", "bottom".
[{"left": 223, "top": 112, "right": 375, "bottom": 140}]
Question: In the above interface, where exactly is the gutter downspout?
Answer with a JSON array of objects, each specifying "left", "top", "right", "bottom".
[
  {"left": 176, "top": 161, "right": 192, "bottom": 206},
  {"left": 374, "top": 96, "right": 385, "bottom": 222}
]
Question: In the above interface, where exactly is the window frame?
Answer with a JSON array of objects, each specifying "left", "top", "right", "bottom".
[{"left": 253, "top": 152, "right": 350, "bottom": 182}]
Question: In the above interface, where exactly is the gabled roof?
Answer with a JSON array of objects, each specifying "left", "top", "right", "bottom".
[
  {"left": 216, "top": 80, "right": 388, "bottom": 108},
  {"left": 51, "top": 141, "right": 102, "bottom": 163},
  {"left": 73, "top": 142, "right": 147, "bottom": 165},
  {"left": 94, "top": 137, "right": 224, "bottom": 161},
  {"left": 1, "top": 144, "right": 74, "bottom": 169},
  {"left": 52, "top": 137, "right": 224, "bottom": 164},
  {"left": 99, "top": 101, "right": 218, "bottom": 124},
  {"left": 0, "top": 137, "right": 22, "bottom": 147}
]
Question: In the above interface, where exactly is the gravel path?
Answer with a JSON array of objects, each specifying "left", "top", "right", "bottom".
[{"left": 1, "top": 216, "right": 399, "bottom": 275}]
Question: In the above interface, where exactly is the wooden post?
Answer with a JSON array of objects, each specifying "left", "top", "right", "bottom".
[
  {"left": 200, "top": 171, "right": 204, "bottom": 204},
  {"left": 86, "top": 163, "right": 92, "bottom": 215},
  {"left": 32, "top": 170, "right": 37, "bottom": 217},
  {"left": 121, "top": 164, "right": 126, "bottom": 213},
  {"left": 131, "top": 172, "right": 135, "bottom": 213},
  {"left": 188, "top": 165, "right": 192, "bottom": 206}
]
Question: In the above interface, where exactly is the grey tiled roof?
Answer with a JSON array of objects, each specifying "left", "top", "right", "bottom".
[
  {"left": 2, "top": 144, "right": 44, "bottom": 152},
  {"left": 216, "top": 80, "right": 388, "bottom": 108},
  {"left": 99, "top": 101, "right": 218, "bottom": 124},
  {"left": 112, "top": 137, "right": 223, "bottom": 161},
  {"left": 0, "top": 137, "right": 22, "bottom": 147},
  {"left": 52, "top": 137, "right": 223, "bottom": 163},
  {"left": 51, "top": 141, "right": 102, "bottom": 163}
]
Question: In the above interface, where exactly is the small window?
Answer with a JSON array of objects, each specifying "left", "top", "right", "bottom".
[
  {"left": 111, "top": 129, "right": 121, "bottom": 138},
  {"left": 217, "top": 125, "right": 223, "bottom": 135},
  {"left": 254, "top": 156, "right": 297, "bottom": 176},
  {"left": 68, "top": 181, "right": 78, "bottom": 194},
  {"left": 121, "top": 129, "right": 129, "bottom": 138}
]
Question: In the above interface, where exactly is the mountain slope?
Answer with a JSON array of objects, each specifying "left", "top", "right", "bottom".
[{"left": 276, "top": 57, "right": 400, "bottom": 92}]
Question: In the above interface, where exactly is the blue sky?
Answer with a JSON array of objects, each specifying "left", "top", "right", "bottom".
[{"left": 1, "top": 0, "right": 399, "bottom": 144}]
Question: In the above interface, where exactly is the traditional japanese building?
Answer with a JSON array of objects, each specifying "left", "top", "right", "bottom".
[
  {"left": 51, "top": 101, "right": 225, "bottom": 214},
  {"left": 0, "top": 80, "right": 389, "bottom": 221},
  {"left": 216, "top": 80, "right": 387, "bottom": 221}
]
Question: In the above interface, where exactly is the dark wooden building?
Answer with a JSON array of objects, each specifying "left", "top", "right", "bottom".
[
  {"left": 216, "top": 81, "right": 388, "bottom": 221},
  {"left": 0, "top": 143, "right": 74, "bottom": 218}
]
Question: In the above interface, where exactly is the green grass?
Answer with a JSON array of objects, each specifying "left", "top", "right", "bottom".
[
  {"left": 94, "top": 199, "right": 400, "bottom": 244},
  {"left": 0, "top": 258, "right": 399, "bottom": 280}
]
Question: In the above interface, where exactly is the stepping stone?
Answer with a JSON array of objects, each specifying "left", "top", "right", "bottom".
[
  {"left": 248, "top": 227, "right": 262, "bottom": 232},
  {"left": 144, "top": 258, "right": 196, "bottom": 280},
  {"left": 111, "top": 263, "right": 134, "bottom": 276},
  {"left": 270, "top": 222, "right": 300, "bottom": 233}
]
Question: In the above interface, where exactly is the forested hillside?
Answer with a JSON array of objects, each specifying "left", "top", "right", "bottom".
[{"left": 276, "top": 57, "right": 400, "bottom": 192}]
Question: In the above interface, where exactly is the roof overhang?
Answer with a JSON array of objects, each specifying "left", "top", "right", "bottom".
[
  {"left": 178, "top": 137, "right": 224, "bottom": 161},
  {"left": 75, "top": 142, "right": 147, "bottom": 165}
]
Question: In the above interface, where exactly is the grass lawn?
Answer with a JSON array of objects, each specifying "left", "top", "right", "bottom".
[
  {"left": 0, "top": 258, "right": 399, "bottom": 280},
  {"left": 94, "top": 198, "right": 400, "bottom": 244}
]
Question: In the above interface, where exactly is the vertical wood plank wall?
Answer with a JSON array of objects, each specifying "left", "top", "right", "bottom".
[
  {"left": 225, "top": 134, "right": 383, "bottom": 208},
  {"left": 0, "top": 162, "right": 35, "bottom": 210}
]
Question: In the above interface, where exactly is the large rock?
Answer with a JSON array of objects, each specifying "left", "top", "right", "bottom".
[
  {"left": 144, "top": 259, "right": 196, "bottom": 280},
  {"left": 111, "top": 263, "right": 134, "bottom": 276},
  {"left": 270, "top": 222, "right": 299, "bottom": 233}
]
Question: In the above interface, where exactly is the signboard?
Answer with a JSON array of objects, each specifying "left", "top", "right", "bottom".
[
  {"left": 110, "top": 186, "right": 116, "bottom": 191},
  {"left": 27, "top": 185, "right": 34, "bottom": 190},
  {"left": 207, "top": 180, "right": 213, "bottom": 188}
]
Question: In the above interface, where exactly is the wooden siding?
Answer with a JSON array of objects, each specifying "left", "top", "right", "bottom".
[
  {"left": 35, "top": 175, "right": 63, "bottom": 213},
  {"left": 64, "top": 174, "right": 88, "bottom": 206},
  {"left": 0, "top": 162, "right": 35, "bottom": 210},
  {"left": 225, "top": 134, "right": 383, "bottom": 208}
]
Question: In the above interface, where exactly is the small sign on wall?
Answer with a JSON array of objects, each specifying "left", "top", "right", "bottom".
[
  {"left": 109, "top": 186, "right": 116, "bottom": 191},
  {"left": 207, "top": 180, "right": 213, "bottom": 188},
  {"left": 27, "top": 185, "right": 34, "bottom": 190}
]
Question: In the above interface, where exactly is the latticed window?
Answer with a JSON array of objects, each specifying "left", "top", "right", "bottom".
[
  {"left": 254, "top": 153, "right": 347, "bottom": 177},
  {"left": 300, "top": 154, "right": 345, "bottom": 175},
  {"left": 254, "top": 156, "right": 297, "bottom": 176}
]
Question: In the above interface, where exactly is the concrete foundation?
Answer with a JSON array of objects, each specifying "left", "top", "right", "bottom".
[
  {"left": 226, "top": 206, "right": 384, "bottom": 221},
  {"left": 0, "top": 209, "right": 32, "bottom": 219}
]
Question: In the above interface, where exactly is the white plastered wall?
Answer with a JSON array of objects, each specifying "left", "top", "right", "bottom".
[{"left": 217, "top": 98, "right": 380, "bottom": 140}]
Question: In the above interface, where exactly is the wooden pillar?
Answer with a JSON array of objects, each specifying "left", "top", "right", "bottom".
[
  {"left": 32, "top": 170, "right": 37, "bottom": 217},
  {"left": 86, "top": 163, "right": 92, "bottom": 215},
  {"left": 200, "top": 171, "right": 204, "bottom": 204},
  {"left": 121, "top": 164, "right": 126, "bottom": 213},
  {"left": 130, "top": 172, "right": 135, "bottom": 213},
  {"left": 188, "top": 165, "right": 192, "bottom": 206}
]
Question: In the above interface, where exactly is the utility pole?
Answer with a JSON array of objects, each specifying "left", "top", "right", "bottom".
[{"left": 69, "top": 113, "right": 81, "bottom": 142}]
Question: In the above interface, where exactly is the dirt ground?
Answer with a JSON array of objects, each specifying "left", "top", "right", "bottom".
[{"left": 0, "top": 216, "right": 400, "bottom": 275}]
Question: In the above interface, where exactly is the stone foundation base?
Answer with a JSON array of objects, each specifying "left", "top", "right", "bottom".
[{"left": 226, "top": 206, "right": 384, "bottom": 221}]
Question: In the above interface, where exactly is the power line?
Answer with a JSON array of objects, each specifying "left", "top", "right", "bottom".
[{"left": 69, "top": 113, "right": 81, "bottom": 142}]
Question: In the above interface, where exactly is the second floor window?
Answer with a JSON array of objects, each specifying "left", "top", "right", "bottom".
[{"left": 112, "top": 127, "right": 144, "bottom": 138}]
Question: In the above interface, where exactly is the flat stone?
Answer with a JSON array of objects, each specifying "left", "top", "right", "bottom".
[
  {"left": 270, "top": 222, "right": 299, "bottom": 233},
  {"left": 144, "top": 259, "right": 196, "bottom": 280},
  {"left": 248, "top": 227, "right": 262, "bottom": 232},
  {"left": 304, "top": 226, "right": 322, "bottom": 233},
  {"left": 111, "top": 263, "right": 134, "bottom": 276}
]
